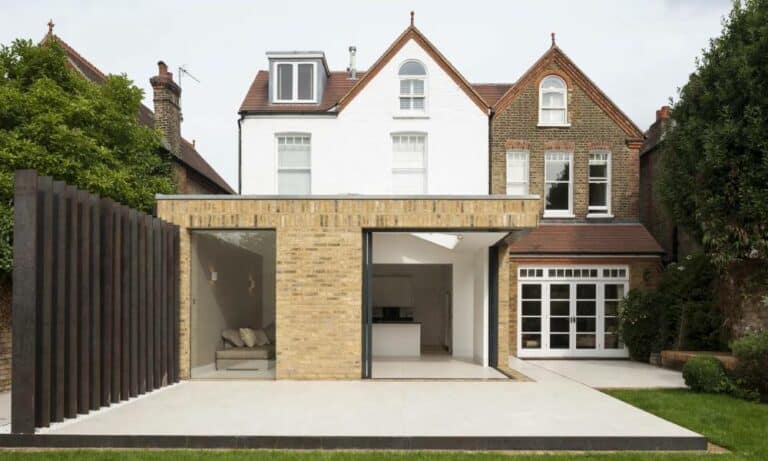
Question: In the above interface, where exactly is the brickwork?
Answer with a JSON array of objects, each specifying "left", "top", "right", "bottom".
[
  {"left": 157, "top": 197, "right": 540, "bottom": 380},
  {"left": 506, "top": 256, "right": 661, "bottom": 356},
  {"left": 150, "top": 61, "right": 182, "bottom": 158},
  {"left": 491, "top": 60, "right": 641, "bottom": 221}
]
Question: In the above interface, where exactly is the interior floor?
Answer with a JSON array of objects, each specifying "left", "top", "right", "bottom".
[
  {"left": 192, "top": 360, "right": 276, "bottom": 380},
  {"left": 372, "top": 355, "right": 508, "bottom": 380}
]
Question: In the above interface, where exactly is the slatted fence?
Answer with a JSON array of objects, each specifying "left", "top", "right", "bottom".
[{"left": 11, "top": 170, "right": 180, "bottom": 434}]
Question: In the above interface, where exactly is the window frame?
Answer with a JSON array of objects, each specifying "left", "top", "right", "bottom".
[
  {"left": 391, "top": 132, "right": 428, "bottom": 195},
  {"left": 543, "top": 151, "right": 574, "bottom": 218},
  {"left": 275, "top": 133, "right": 312, "bottom": 195},
  {"left": 587, "top": 151, "right": 612, "bottom": 217},
  {"left": 506, "top": 150, "right": 530, "bottom": 196},
  {"left": 273, "top": 61, "right": 318, "bottom": 104},
  {"left": 397, "top": 60, "right": 427, "bottom": 115},
  {"left": 538, "top": 75, "right": 569, "bottom": 127}
]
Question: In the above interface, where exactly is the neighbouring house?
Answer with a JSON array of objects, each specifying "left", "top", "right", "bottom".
[
  {"left": 0, "top": 27, "right": 234, "bottom": 393},
  {"left": 155, "top": 19, "right": 662, "bottom": 381},
  {"left": 639, "top": 105, "right": 699, "bottom": 262}
]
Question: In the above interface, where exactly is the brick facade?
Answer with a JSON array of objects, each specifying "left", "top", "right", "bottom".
[
  {"left": 490, "top": 59, "right": 641, "bottom": 221},
  {"left": 157, "top": 197, "right": 540, "bottom": 380}
]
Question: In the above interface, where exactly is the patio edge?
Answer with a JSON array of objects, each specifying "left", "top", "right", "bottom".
[{"left": 0, "top": 434, "right": 708, "bottom": 451}]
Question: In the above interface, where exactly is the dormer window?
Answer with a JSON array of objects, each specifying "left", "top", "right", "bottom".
[
  {"left": 539, "top": 75, "right": 568, "bottom": 126},
  {"left": 398, "top": 61, "right": 426, "bottom": 112},
  {"left": 274, "top": 62, "right": 317, "bottom": 103}
]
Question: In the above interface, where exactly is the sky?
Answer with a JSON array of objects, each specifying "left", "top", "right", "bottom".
[{"left": 1, "top": 0, "right": 732, "bottom": 190}]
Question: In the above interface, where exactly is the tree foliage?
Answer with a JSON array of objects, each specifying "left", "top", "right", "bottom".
[
  {"left": 0, "top": 38, "right": 176, "bottom": 278},
  {"left": 659, "top": 0, "right": 768, "bottom": 268}
]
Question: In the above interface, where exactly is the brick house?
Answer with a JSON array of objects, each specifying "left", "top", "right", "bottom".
[{"left": 155, "top": 20, "right": 662, "bottom": 381}]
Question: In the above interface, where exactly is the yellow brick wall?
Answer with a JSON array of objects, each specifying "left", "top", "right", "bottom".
[{"left": 157, "top": 197, "right": 540, "bottom": 380}]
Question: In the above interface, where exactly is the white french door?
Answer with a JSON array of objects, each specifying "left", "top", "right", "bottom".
[{"left": 517, "top": 266, "right": 629, "bottom": 358}]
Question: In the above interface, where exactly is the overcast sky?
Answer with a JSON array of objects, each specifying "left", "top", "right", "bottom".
[{"left": 2, "top": 0, "right": 731, "bottom": 190}]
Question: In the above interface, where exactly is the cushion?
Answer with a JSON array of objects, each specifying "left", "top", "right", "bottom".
[
  {"left": 222, "top": 328, "right": 244, "bottom": 348},
  {"left": 216, "top": 345, "right": 275, "bottom": 360},
  {"left": 264, "top": 323, "right": 276, "bottom": 344},
  {"left": 239, "top": 328, "right": 257, "bottom": 348}
]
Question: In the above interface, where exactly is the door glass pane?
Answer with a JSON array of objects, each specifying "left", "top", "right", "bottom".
[
  {"left": 550, "top": 334, "right": 569, "bottom": 349},
  {"left": 577, "top": 335, "right": 596, "bottom": 349},
  {"left": 577, "top": 301, "right": 596, "bottom": 315},
  {"left": 550, "top": 301, "right": 569, "bottom": 316},
  {"left": 604, "top": 284, "right": 625, "bottom": 349},
  {"left": 549, "top": 284, "right": 571, "bottom": 350},
  {"left": 550, "top": 284, "right": 570, "bottom": 299},
  {"left": 521, "top": 283, "right": 542, "bottom": 349},
  {"left": 576, "top": 284, "right": 597, "bottom": 349},
  {"left": 550, "top": 317, "right": 569, "bottom": 332}
]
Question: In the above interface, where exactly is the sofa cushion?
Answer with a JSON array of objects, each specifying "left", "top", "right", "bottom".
[
  {"left": 216, "top": 345, "right": 275, "bottom": 360},
  {"left": 264, "top": 323, "right": 276, "bottom": 344},
  {"left": 239, "top": 328, "right": 257, "bottom": 347},
  {"left": 222, "top": 328, "right": 245, "bottom": 348}
]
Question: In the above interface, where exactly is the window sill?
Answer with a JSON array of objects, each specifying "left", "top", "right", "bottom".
[
  {"left": 586, "top": 213, "right": 614, "bottom": 219},
  {"left": 393, "top": 114, "right": 430, "bottom": 119},
  {"left": 542, "top": 212, "right": 575, "bottom": 219},
  {"left": 537, "top": 123, "right": 571, "bottom": 128}
]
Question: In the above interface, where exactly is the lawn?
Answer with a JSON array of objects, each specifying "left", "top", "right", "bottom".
[{"left": 0, "top": 389, "right": 765, "bottom": 460}]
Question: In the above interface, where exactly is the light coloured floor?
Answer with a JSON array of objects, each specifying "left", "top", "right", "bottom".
[
  {"left": 37, "top": 359, "right": 700, "bottom": 439},
  {"left": 0, "top": 392, "right": 9, "bottom": 430},
  {"left": 527, "top": 360, "right": 686, "bottom": 389},
  {"left": 372, "top": 355, "right": 508, "bottom": 379},
  {"left": 192, "top": 360, "right": 276, "bottom": 380}
]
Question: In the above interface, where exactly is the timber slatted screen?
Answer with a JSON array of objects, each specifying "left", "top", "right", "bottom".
[{"left": 11, "top": 170, "right": 180, "bottom": 434}]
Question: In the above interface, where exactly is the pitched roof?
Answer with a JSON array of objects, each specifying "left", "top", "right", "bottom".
[
  {"left": 472, "top": 84, "right": 514, "bottom": 107},
  {"left": 640, "top": 116, "right": 672, "bottom": 157},
  {"left": 43, "top": 33, "right": 235, "bottom": 194},
  {"left": 508, "top": 224, "right": 663, "bottom": 255},
  {"left": 239, "top": 25, "right": 492, "bottom": 115},
  {"left": 493, "top": 45, "right": 644, "bottom": 139}
]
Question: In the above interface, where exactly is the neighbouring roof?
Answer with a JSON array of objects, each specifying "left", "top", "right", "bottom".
[
  {"left": 508, "top": 224, "right": 663, "bottom": 255},
  {"left": 43, "top": 33, "right": 235, "bottom": 194},
  {"left": 640, "top": 117, "right": 672, "bottom": 157}
]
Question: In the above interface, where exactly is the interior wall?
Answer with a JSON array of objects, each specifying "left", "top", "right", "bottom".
[
  {"left": 373, "top": 264, "right": 451, "bottom": 348},
  {"left": 372, "top": 233, "right": 488, "bottom": 361},
  {"left": 190, "top": 232, "right": 275, "bottom": 370},
  {"left": 473, "top": 249, "right": 489, "bottom": 365}
]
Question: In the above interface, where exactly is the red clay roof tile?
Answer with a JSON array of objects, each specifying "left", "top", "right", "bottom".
[{"left": 508, "top": 224, "right": 663, "bottom": 255}]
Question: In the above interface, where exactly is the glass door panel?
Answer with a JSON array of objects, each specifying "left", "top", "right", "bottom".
[
  {"left": 520, "top": 284, "right": 542, "bottom": 349},
  {"left": 549, "top": 284, "right": 570, "bottom": 349},
  {"left": 576, "top": 284, "right": 597, "bottom": 349},
  {"left": 604, "top": 284, "right": 624, "bottom": 349}
]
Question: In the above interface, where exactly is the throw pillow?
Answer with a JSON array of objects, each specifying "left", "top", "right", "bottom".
[
  {"left": 253, "top": 329, "right": 270, "bottom": 346},
  {"left": 239, "top": 328, "right": 258, "bottom": 348},
  {"left": 222, "top": 328, "right": 245, "bottom": 348}
]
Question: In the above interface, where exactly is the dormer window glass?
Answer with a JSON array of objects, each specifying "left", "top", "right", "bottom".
[
  {"left": 539, "top": 75, "right": 568, "bottom": 126},
  {"left": 274, "top": 62, "right": 316, "bottom": 103},
  {"left": 398, "top": 61, "right": 426, "bottom": 112}
]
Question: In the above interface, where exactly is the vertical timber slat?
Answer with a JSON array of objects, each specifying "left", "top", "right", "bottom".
[
  {"left": 51, "top": 181, "right": 67, "bottom": 422},
  {"left": 37, "top": 176, "right": 53, "bottom": 428},
  {"left": 100, "top": 199, "right": 114, "bottom": 406},
  {"left": 65, "top": 185, "right": 78, "bottom": 419},
  {"left": 77, "top": 191, "right": 90, "bottom": 415},
  {"left": 90, "top": 195, "right": 101, "bottom": 410}
]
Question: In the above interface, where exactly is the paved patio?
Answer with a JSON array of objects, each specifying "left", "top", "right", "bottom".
[
  {"left": 527, "top": 360, "right": 686, "bottom": 389},
  {"left": 27, "top": 359, "right": 697, "bottom": 443}
]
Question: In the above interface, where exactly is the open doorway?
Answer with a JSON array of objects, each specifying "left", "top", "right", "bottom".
[
  {"left": 190, "top": 230, "right": 276, "bottom": 379},
  {"left": 365, "top": 231, "right": 509, "bottom": 379}
]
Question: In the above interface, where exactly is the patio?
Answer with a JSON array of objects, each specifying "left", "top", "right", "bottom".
[{"left": 0, "top": 359, "right": 704, "bottom": 451}]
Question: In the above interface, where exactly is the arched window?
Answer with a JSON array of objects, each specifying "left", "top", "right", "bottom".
[
  {"left": 539, "top": 75, "right": 567, "bottom": 125},
  {"left": 398, "top": 61, "right": 426, "bottom": 112}
]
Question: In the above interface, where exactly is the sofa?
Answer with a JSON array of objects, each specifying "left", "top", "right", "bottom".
[{"left": 215, "top": 323, "right": 276, "bottom": 370}]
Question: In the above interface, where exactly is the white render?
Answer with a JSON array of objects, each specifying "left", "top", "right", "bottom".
[
  {"left": 240, "top": 38, "right": 489, "bottom": 195},
  {"left": 372, "top": 323, "right": 421, "bottom": 357}
]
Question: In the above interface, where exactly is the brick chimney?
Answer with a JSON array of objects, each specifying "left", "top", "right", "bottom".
[
  {"left": 150, "top": 61, "right": 182, "bottom": 158},
  {"left": 656, "top": 105, "right": 671, "bottom": 122}
]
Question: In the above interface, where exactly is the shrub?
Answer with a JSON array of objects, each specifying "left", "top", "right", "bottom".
[
  {"left": 730, "top": 331, "right": 768, "bottom": 400},
  {"left": 619, "top": 290, "right": 661, "bottom": 362},
  {"left": 682, "top": 355, "right": 732, "bottom": 393}
]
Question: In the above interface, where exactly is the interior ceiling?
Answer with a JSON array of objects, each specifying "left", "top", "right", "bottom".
[
  {"left": 407, "top": 232, "right": 509, "bottom": 252},
  {"left": 196, "top": 231, "right": 276, "bottom": 257}
]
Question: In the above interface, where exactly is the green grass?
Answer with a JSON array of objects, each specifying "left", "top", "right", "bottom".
[{"left": 0, "top": 389, "right": 765, "bottom": 460}]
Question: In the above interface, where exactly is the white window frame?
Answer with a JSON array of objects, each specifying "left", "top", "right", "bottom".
[
  {"left": 543, "top": 151, "right": 573, "bottom": 218},
  {"left": 516, "top": 265, "right": 629, "bottom": 358},
  {"left": 391, "top": 133, "right": 428, "bottom": 194},
  {"left": 588, "top": 151, "right": 612, "bottom": 217},
  {"left": 398, "top": 60, "right": 427, "bottom": 115},
  {"left": 273, "top": 62, "right": 318, "bottom": 103},
  {"left": 538, "top": 75, "right": 569, "bottom": 127},
  {"left": 506, "top": 150, "right": 529, "bottom": 196},
  {"left": 275, "top": 133, "right": 311, "bottom": 195}
]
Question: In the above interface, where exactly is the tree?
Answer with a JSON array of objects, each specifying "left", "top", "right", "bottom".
[
  {"left": 659, "top": 0, "right": 768, "bottom": 268},
  {"left": 0, "top": 38, "right": 176, "bottom": 278}
]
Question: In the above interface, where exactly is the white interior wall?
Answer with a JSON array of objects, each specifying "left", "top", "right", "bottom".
[{"left": 372, "top": 233, "right": 491, "bottom": 362}]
